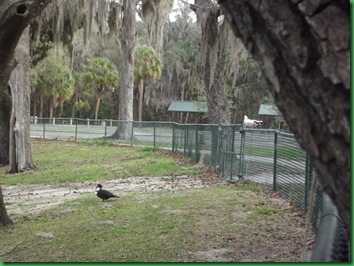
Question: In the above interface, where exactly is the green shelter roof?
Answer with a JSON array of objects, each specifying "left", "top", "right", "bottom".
[
  {"left": 258, "top": 104, "right": 281, "bottom": 116},
  {"left": 168, "top": 101, "right": 208, "bottom": 113}
]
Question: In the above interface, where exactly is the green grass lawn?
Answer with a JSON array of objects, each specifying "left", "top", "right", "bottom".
[
  {"left": 0, "top": 139, "right": 309, "bottom": 262},
  {"left": 1, "top": 185, "right": 289, "bottom": 262},
  {"left": 0, "top": 139, "right": 201, "bottom": 186}
]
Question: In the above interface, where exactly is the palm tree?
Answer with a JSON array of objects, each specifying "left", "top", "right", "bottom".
[
  {"left": 31, "top": 55, "right": 74, "bottom": 119},
  {"left": 134, "top": 44, "right": 163, "bottom": 122},
  {"left": 70, "top": 74, "right": 92, "bottom": 118},
  {"left": 49, "top": 65, "right": 74, "bottom": 119},
  {"left": 57, "top": 75, "right": 75, "bottom": 117},
  {"left": 82, "top": 57, "right": 120, "bottom": 121}
]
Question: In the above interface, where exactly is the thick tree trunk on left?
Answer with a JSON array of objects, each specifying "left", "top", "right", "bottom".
[
  {"left": 0, "top": 0, "right": 52, "bottom": 224},
  {"left": 0, "top": 186, "right": 13, "bottom": 226},
  {"left": 8, "top": 26, "right": 35, "bottom": 173},
  {"left": 0, "top": 86, "right": 11, "bottom": 166},
  {"left": 0, "top": 0, "right": 52, "bottom": 167}
]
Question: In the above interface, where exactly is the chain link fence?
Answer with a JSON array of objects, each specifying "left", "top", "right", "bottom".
[{"left": 30, "top": 118, "right": 349, "bottom": 261}]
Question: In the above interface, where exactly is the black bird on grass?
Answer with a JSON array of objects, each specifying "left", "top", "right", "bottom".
[{"left": 95, "top": 184, "right": 119, "bottom": 201}]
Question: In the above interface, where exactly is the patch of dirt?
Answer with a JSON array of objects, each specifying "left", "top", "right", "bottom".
[
  {"left": 3, "top": 173, "right": 217, "bottom": 217},
  {"left": 2, "top": 147, "right": 218, "bottom": 218},
  {"left": 2, "top": 166, "right": 314, "bottom": 262},
  {"left": 165, "top": 151, "right": 196, "bottom": 166},
  {"left": 194, "top": 248, "right": 233, "bottom": 262}
]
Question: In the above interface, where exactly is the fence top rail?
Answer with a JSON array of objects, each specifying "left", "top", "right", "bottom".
[
  {"left": 172, "top": 122, "right": 242, "bottom": 127},
  {"left": 242, "top": 128, "right": 276, "bottom": 133},
  {"left": 276, "top": 130, "right": 296, "bottom": 137},
  {"left": 31, "top": 118, "right": 294, "bottom": 137}
]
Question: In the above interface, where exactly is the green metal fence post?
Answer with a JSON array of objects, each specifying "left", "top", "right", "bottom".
[
  {"left": 229, "top": 153, "right": 234, "bottom": 181},
  {"left": 211, "top": 125, "right": 219, "bottom": 166},
  {"left": 195, "top": 124, "right": 199, "bottom": 162},
  {"left": 273, "top": 130, "right": 278, "bottom": 192},
  {"left": 238, "top": 127, "right": 245, "bottom": 179},
  {"left": 104, "top": 120, "right": 107, "bottom": 140},
  {"left": 43, "top": 121, "right": 46, "bottom": 139},
  {"left": 220, "top": 124, "right": 225, "bottom": 178},
  {"left": 75, "top": 119, "right": 78, "bottom": 141},
  {"left": 184, "top": 125, "right": 187, "bottom": 156},
  {"left": 229, "top": 125, "right": 236, "bottom": 181},
  {"left": 153, "top": 122, "right": 156, "bottom": 147},
  {"left": 172, "top": 123, "right": 175, "bottom": 152}
]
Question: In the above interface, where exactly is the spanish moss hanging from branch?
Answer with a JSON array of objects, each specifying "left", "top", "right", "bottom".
[{"left": 140, "top": 0, "right": 173, "bottom": 52}]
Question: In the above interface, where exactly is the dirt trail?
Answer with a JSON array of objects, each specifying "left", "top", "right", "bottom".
[
  {"left": 2, "top": 174, "right": 314, "bottom": 262},
  {"left": 3, "top": 174, "right": 212, "bottom": 217}
]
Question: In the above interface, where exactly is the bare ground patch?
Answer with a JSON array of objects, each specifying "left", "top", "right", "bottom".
[
  {"left": 1, "top": 167, "right": 314, "bottom": 262},
  {"left": 3, "top": 173, "right": 214, "bottom": 217}
]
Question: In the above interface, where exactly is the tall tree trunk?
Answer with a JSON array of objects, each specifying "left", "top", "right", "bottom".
[
  {"left": 0, "top": 0, "right": 16, "bottom": 167},
  {"left": 0, "top": 0, "right": 51, "bottom": 225},
  {"left": 192, "top": 0, "right": 230, "bottom": 124},
  {"left": 94, "top": 90, "right": 102, "bottom": 121},
  {"left": 204, "top": 53, "right": 230, "bottom": 124},
  {"left": 8, "top": 26, "right": 35, "bottom": 173},
  {"left": 0, "top": 86, "right": 11, "bottom": 166},
  {"left": 113, "top": 0, "right": 136, "bottom": 139},
  {"left": 138, "top": 78, "right": 144, "bottom": 122},
  {"left": 219, "top": 0, "right": 350, "bottom": 239},
  {"left": 39, "top": 94, "right": 44, "bottom": 118},
  {"left": 0, "top": 0, "right": 51, "bottom": 168},
  {"left": 49, "top": 96, "right": 54, "bottom": 119},
  {"left": 59, "top": 100, "right": 64, "bottom": 117},
  {"left": 192, "top": 0, "right": 232, "bottom": 170},
  {"left": 71, "top": 96, "right": 76, "bottom": 118}
]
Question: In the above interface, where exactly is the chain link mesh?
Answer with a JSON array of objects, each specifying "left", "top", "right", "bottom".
[{"left": 30, "top": 120, "right": 349, "bottom": 261}]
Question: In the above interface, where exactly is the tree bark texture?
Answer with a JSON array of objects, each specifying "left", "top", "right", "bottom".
[
  {"left": 0, "top": 86, "right": 11, "bottom": 166},
  {"left": 138, "top": 78, "right": 144, "bottom": 122},
  {"left": 94, "top": 89, "right": 103, "bottom": 121},
  {"left": 115, "top": 0, "right": 136, "bottom": 139},
  {"left": 8, "top": 26, "right": 35, "bottom": 173},
  {"left": 0, "top": 0, "right": 51, "bottom": 225},
  {"left": 0, "top": 186, "right": 13, "bottom": 226},
  {"left": 0, "top": 0, "right": 52, "bottom": 166},
  {"left": 0, "top": 0, "right": 52, "bottom": 90},
  {"left": 219, "top": 0, "right": 350, "bottom": 238},
  {"left": 193, "top": 0, "right": 230, "bottom": 124}
]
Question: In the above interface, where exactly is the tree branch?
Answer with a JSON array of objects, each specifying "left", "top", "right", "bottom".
[{"left": 0, "top": 0, "right": 52, "bottom": 88}]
